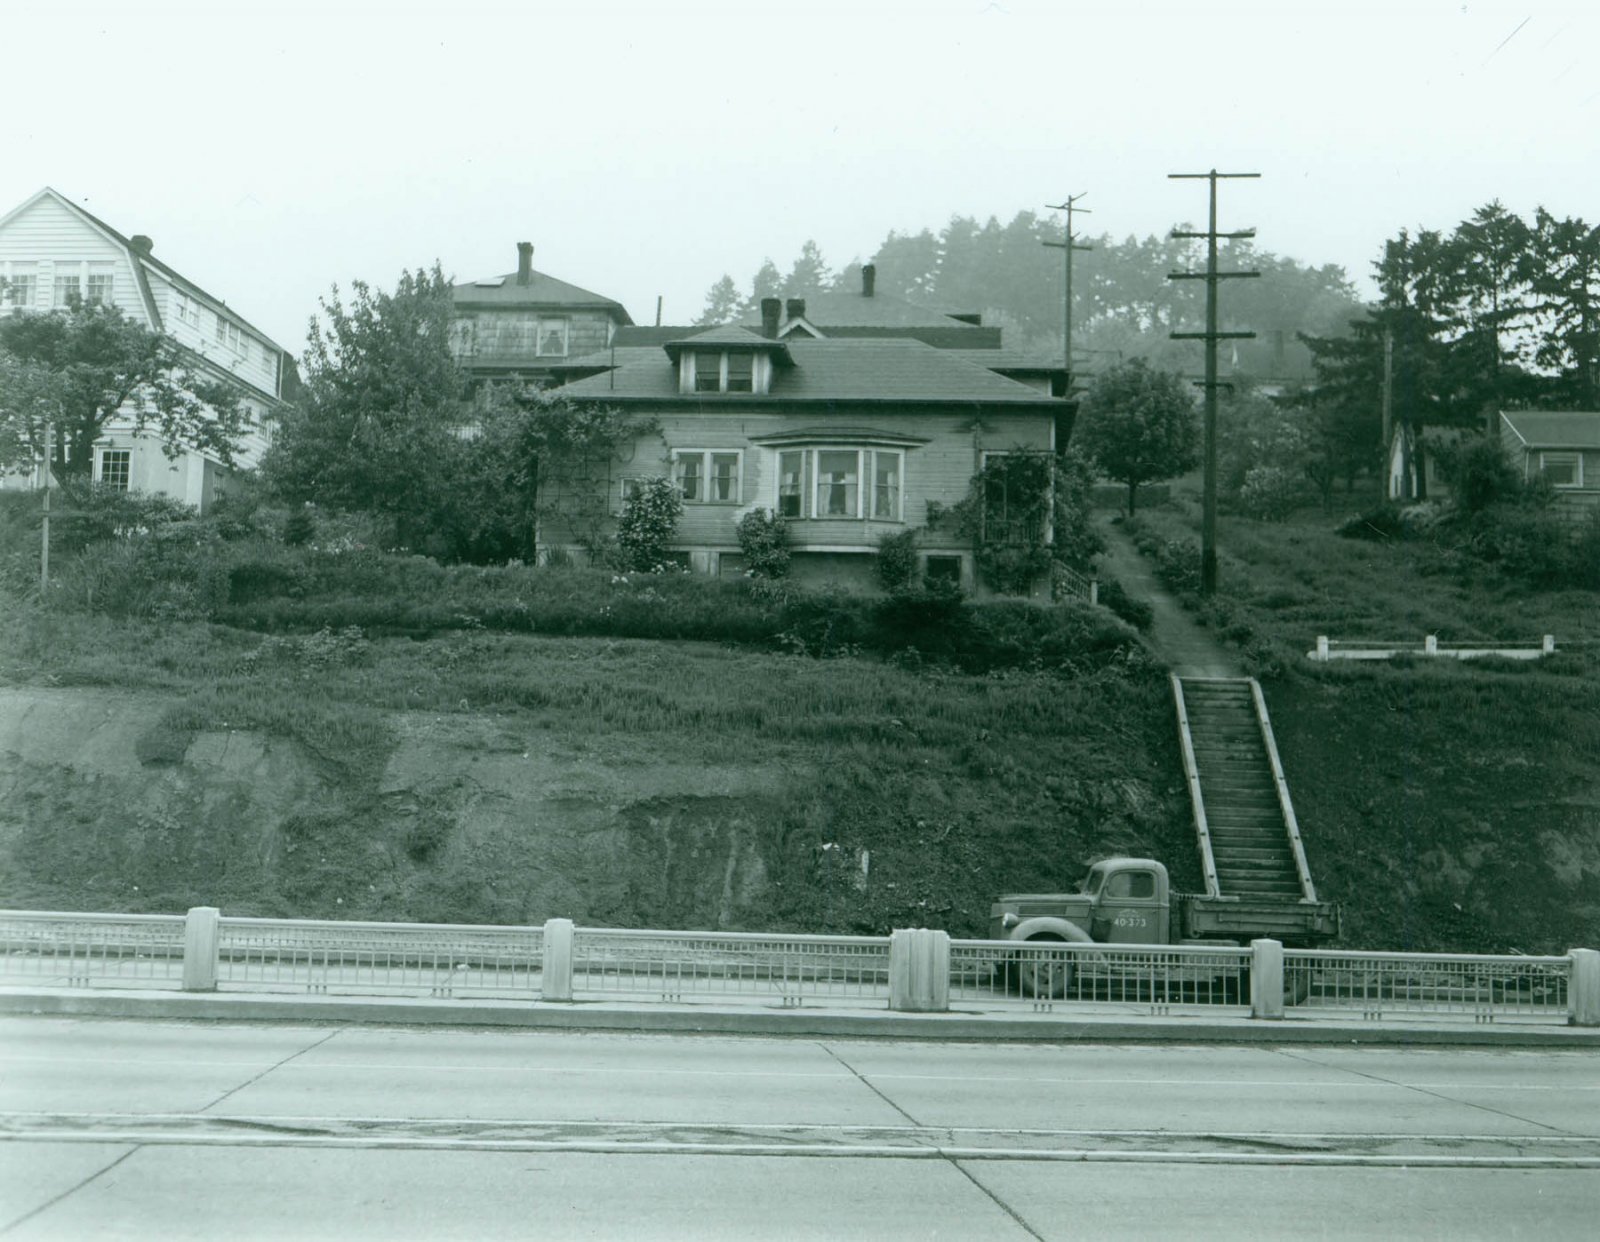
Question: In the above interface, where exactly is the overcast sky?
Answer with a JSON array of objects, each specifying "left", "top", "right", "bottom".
[{"left": 8, "top": 0, "right": 1596, "bottom": 351}]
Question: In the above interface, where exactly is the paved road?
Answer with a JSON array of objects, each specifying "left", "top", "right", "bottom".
[{"left": 2, "top": 1017, "right": 1598, "bottom": 1239}]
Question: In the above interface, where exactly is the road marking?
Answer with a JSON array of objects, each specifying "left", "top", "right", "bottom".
[{"left": 2, "top": 1055, "right": 1595, "bottom": 1090}]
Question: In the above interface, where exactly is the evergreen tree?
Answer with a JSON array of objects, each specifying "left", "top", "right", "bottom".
[{"left": 695, "top": 275, "right": 741, "bottom": 326}]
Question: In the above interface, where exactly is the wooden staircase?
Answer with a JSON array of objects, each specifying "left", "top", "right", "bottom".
[{"left": 1172, "top": 677, "right": 1316, "bottom": 902}]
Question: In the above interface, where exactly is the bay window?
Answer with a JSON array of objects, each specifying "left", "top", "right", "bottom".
[{"left": 774, "top": 447, "right": 904, "bottom": 521}]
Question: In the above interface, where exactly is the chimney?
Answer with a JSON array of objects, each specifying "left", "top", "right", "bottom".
[
  {"left": 760, "top": 297, "right": 781, "bottom": 338},
  {"left": 516, "top": 242, "right": 534, "bottom": 286},
  {"left": 130, "top": 235, "right": 154, "bottom": 255},
  {"left": 785, "top": 297, "right": 806, "bottom": 323},
  {"left": 861, "top": 263, "right": 875, "bottom": 298}
]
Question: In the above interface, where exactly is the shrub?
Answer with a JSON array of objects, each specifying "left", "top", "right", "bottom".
[
  {"left": 283, "top": 506, "right": 317, "bottom": 547},
  {"left": 1153, "top": 538, "right": 1202, "bottom": 594},
  {"left": 614, "top": 476, "right": 683, "bottom": 572},
  {"left": 1096, "top": 576, "right": 1153, "bottom": 630},
  {"left": 874, "top": 529, "right": 918, "bottom": 593},
  {"left": 1236, "top": 465, "right": 1300, "bottom": 522},
  {"left": 1337, "top": 504, "right": 1405, "bottom": 542},
  {"left": 735, "top": 508, "right": 791, "bottom": 578},
  {"left": 1432, "top": 434, "right": 1523, "bottom": 514}
]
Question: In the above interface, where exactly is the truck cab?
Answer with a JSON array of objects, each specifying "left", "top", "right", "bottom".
[{"left": 990, "top": 858, "right": 1172, "bottom": 946}]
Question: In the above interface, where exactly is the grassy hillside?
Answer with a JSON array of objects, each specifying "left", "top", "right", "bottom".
[{"left": 1, "top": 488, "right": 1596, "bottom": 952}]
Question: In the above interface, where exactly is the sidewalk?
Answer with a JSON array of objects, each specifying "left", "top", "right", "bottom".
[
  {"left": 4, "top": 987, "right": 1596, "bottom": 1048},
  {"left": 1096, "top": 515, "right": 1237, "bottom": 678}
]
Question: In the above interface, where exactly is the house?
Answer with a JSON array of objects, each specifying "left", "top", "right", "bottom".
[
  {"left": 544, "top": 299, "right": 1072, "bottom": 594},
  {"left": 1386, "top": 423, "right": 1467, "bottom": 503},
  {"left": 1500, "top": 410, "right": 1600, "bottom": 519},
  {"left": 450, "top": 242, "right": 633, "bottom": 386},
  {"left": 0, "top": 187, "right": 288, "bottom": 511}
]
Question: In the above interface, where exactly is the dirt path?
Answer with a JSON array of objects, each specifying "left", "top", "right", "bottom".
[{"left": 1096, "top": 517, "right": 1239, "bottom": 678}]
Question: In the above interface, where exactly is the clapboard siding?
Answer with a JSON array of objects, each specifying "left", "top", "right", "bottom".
[
  {"left": 541, "top": 405, "right": 1054, "bottom": 558},
  {"left": 146, "top": 269, "right": 281, "bottom": 400},
  {"left": 0, "top": 194, "right": 148, "bottom": 321}
]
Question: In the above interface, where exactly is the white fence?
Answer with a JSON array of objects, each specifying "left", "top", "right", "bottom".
[
  {"left": 2, "top": 908, "right": 1596, "bottom": 1026},
  {"left": 1309, "top": 635, "right": 1557, "bottom": 662}
]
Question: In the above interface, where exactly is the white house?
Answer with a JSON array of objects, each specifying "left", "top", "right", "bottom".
[{"left": 0, "top": 187, "right": 288, "bottom": 511}]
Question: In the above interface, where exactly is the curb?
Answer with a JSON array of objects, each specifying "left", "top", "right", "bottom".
[{"left": 4, "top": 989, "right": 1598, "bottom": 1048}]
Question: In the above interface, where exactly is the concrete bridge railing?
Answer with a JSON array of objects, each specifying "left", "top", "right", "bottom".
[{"left": 1, "top": 907, "right": 1595, "bottom": 1027}]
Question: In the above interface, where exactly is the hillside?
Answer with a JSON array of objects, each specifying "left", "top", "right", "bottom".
[{"left": 1, "top": 502, "right": 1596, "bottom": 953}]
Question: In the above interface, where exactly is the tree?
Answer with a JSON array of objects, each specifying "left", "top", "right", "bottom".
[
  {"left": 0, "top": 299, "right": 246, "bottom": 485},
  {"left": 781, "top": 240, "right": 832, "bottom": 297},
  {"left": 262, "top": 266, "right": 469, "bottom": 546},
  {"left": 1531, "top": 209, "right": 1600, "bottom": 407},
  {"left": 1075, "top": 359, "right": 1199, "bottom": 514},
  {"left": 694, "top": 275, "right": 742, "bottom": 327}
]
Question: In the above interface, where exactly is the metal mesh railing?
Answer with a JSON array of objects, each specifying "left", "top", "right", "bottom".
[
  {"left": 0, "top": 910, "right": 186, "bottom": 989},
  {"left": 950, "top": 940, "right": 1253, "bottom": 1013},
  {"left": 1284, "top": 950, "right": 1570, "bottom": 1022},
  {"left": 572, "top": 928, "right": 890, "bottom": 1006},
  {"left": 216, "top": 917, "right": 544, "bottom": 999}
]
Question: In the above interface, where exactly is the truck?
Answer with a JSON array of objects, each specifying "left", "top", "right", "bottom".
[{"left": 989, "top": 856, "right": 1341, "bottom": 999}]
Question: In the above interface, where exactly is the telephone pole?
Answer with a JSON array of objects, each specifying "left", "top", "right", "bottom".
[
  {"left": 1043, "top": 193, "right": 1092, "bottom": 389},
  {"left": 1168, "top": 170, "right": 1259, "bottom": 596}
]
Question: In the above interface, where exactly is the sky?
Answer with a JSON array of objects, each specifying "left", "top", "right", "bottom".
[{"left": 7, "top": 0, "right": 1597, "bottom": 353}]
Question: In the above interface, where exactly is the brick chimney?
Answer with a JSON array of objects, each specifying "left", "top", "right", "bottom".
[
  {"left": 516, "top": 242, "right": 534, "bottom": 286},
  {"left": 785, "top": 297, "right": 806, "bottom": 323},
  {"left": 760, "top": 297, "right": 781, "bottom": 338},
  {"left": 861, "top": 263, "right": 875, "bottom": 297},
  {"left": 130, "top": 235, "right": 154, "bottom": 255}
]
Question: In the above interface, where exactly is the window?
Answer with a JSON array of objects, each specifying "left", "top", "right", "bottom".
[
  {"left": 775, "top": 447, "right": 904, "bottom": 521},
  {"left": 54, "top": 268, "right": 81, "bottom": 306},
  {"left": 98, "top": 449, "right": 131, "bottom": 491},
  {"left": 777, "top": 450, "right": 805, "bottom": 518},
  {"left": 215, "top": 317, "right": 246, "bottom": 355},
  {"left": 694, "top": 352, "right": 721, "bottom": 393},
  {"left": 616, "top": 476, "right": 659, "bottom": 513},
  {"left": 1104, "top": 871, "right": 1156, "bottom": 900},
  {"left": 673, "top": 450, "right": 741, "bottom": 504},
  {"left": 176, "top": 293, "right": 201, "bottom": 328},
  {"left": 537, "top": 317, "right": 569, "bottom": 357},
  {"left": 816, "top": 450, "right": 859, "bottom": 517},
  {"left": 2, "top": 269, "right": 35, "bottom": 308},
  {"left": 1539, "top": 452, "right": 1582, "bottom": 488},
  {"left": 690, "top": 350, "right": 759, "bottom": 394},
  {"left": 925, "top": 555, "right": 961, "bottom": 585},
  {"left": 86, "top": 268, "right": 114, "bottom": 305}
]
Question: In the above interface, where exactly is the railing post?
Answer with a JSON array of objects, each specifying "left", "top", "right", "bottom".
[
  {"left": 1251, "top": 938, "right": 1284, "bottom": 1020},
  {"left": 1315, "top": 636, "right": 1329, "bottom": 661},
  {"left": 1543, "top": 634, "right": 1556, "bottom": 654},
  {"left": 889, "top": 928, "right": 949, "bottom": 1012},
  {"left": 1424, "top": 634, "right": 1438, "bottom": 656},
  {"left": 1570, "top": 949, "right": 1600, "bottom": 1027},
  {"left": 181, "top": 906, "right": 220, "bottom": 992},
  {"left": 542, "top": 918, "right": 575, "bottom": 1001}
]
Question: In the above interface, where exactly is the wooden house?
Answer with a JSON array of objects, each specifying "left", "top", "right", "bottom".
[
  {"left": 0, "top": 187, "right": 288, "bottom": 511},
  {"left": 1500, "top": 410, "right": 1600, "bottom": 519},
  {"left": 547, "top": 295, "right": 1071, "bottom": 594},
  {"left": 450, "top": 242, "right": 633, "bottom": 386}
]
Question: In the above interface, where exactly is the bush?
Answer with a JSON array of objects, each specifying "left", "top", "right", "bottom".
[
  {"left": 735, "top": 508, "right": 791, "bottom": 578},
  {"left": 614, "top": 476, "right": 683, "bottom": 572},
  {"left": 1337, "top": 503, "right": 1406, "bottom": 541},
  {"left": 875, "top": 529, "right": 918, "bottom": 592},
  {"left": 1432, "top": 434, "right": 1523, "bottom": 514},
  {"left": 1236, "top": 465, "right": 1300, "bottom": 522},
  {"left": 1096, "top": 576, "right": 1153, "bottom": 630},
  {"left": 283, "top": 506, "right": 317, "bottom": 547}
]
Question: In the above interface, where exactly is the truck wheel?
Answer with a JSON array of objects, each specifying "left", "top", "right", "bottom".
[{"left": 1018, "top": 933, "right": 1073, "bottom": 999}]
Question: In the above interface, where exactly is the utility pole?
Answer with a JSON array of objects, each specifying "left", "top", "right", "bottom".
[
  {"left": 1043, "top": 193, "right": 1093, "bottom": 390},
  {"left": 1168, "top": 170, "right": 1260, "bottom": 597},
  {"left": 40, "top": 422, "right": 51, "bottom": 591},
  {"left": 1381, "top": 328, "right": 1394, "bottom": 492}
]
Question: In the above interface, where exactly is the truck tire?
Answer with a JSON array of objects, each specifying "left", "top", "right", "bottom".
[{"left": 1017, "top": 933, "right": 1073, "bottom": 999}]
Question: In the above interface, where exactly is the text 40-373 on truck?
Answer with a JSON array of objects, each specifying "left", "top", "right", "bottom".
[{"left": 988, "top": 857, "right": 1341, "bottom": 1002}]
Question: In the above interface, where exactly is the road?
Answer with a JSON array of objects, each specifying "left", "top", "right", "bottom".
[{"left": 1, "top": 1017, "right": 1597, "bottom": 1239}]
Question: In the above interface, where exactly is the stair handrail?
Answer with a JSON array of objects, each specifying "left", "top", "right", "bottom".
[
  {"left": 1170, "top": 674, "right": 1222, "bottom": 899},
  {"left": 1247, "top": 678, "right": 1319, "bottom": 904}
]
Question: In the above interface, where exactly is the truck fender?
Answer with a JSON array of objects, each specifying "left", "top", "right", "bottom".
[{"left": 1007, "top": 917, "right": 1093, "bottom": 944}]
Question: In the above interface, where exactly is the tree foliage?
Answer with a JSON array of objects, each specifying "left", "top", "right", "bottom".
[
  {"left": 263, "top": 266, "right": 468, "bottom": 543},
  {"left": 0, "top": 299, "right": 246, "bottom": 485},
  {"left": 1075, "top": 360, "right": 1199, "bottom": 514}
]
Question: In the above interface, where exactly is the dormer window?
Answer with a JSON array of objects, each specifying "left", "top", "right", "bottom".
[{"left": 693, "top": 351, "right": 755, "bottom": 393}]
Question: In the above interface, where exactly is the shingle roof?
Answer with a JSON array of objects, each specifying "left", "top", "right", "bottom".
[
  {"left": 452, "top": 270, "right": 633, "bottom": 322},
  {"left": 556, "top": 338, "right": 1063, "bottom": 406},
  {"left": 739, "top": 290, "right": 982, "bottom": 330},
  {"left": 947, "top": 348, "right": 1066, "bottom": 372},
  {"left": 1500, "top": 410, "right": 1600, "bottom": 449}
]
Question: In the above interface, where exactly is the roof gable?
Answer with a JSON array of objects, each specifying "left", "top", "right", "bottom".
[
  {"left": 451, "top": 268, "right": 633, "bottom": 322},
  {"left": 1500, "top": 410, "right": 1600, "bottom": 449}
]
